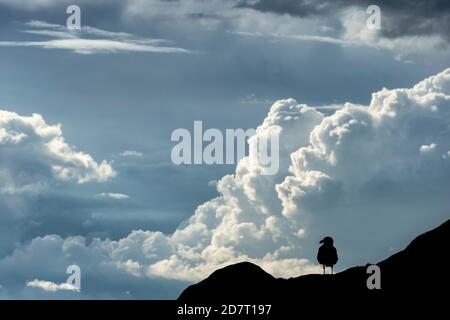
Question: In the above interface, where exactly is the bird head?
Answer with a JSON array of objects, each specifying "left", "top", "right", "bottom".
[{"left": 319, "top": 236, "right": 334, "bottom": 246}]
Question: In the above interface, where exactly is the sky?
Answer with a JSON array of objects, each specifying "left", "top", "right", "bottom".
[{"left": 0, "top": 0, "right": 450, "bottom": 299}]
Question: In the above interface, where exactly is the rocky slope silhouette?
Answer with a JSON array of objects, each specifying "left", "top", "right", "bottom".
[{"left": 179, "top": 219, "right": 450, "bottom": 306}]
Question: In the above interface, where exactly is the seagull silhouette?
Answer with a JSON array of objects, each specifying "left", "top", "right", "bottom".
[{"left": 317, "top": 236, "right": 338, "bottom": 274}]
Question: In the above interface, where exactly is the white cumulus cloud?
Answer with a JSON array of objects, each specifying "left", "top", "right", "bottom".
[
  {"left": 26, "top": 279, "right": 79, "bottom": 292},
  {"left": 0, "top": 109, "right": 116, "bottom": 187},
  {"left": 420, "top": 143, "right": 437, "bottom": 154}
]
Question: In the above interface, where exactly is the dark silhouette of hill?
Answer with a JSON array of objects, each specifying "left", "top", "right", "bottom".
[{"left": 178, "top": 219, "right": 449, "bottom": 310}]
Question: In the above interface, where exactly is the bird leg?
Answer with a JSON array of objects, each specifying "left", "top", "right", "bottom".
[{"left": 323, "top": 265, "right": 325, "bottom": 275}]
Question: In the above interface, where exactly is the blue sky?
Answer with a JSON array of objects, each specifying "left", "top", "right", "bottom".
[{"left": 1, "top": 0, "right": 450, "bottom": 299}]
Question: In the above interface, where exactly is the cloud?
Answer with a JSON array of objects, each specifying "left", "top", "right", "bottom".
[
  {"left": 0, "top": 0, "right": 62, "bottom": 10},
  {"left": 2, "top": 69, "right": 450, "bottom": 298},
  {"left": 223, "top": 4, "right": 448, "bottom": 59},
  {"left": 118, "top": 0, "right": 450, "bottom": 55},
  {"left": 120, "top": 150, "right": 143, "bottom": 157},
  {"left": 26, "top": 279, "right": 79, "bottom": 292},
  {"left": 1, "top": 1, "right": 448, "bottom": 57},
  {"left": 0, "top": 109, "right": 116, "bottom": 186},
  {"left": 229, "top": 30, "right": 353, "bottom": 46},
  {"left": 97, "top": 193, "right": 130, "bottom": 200},
  {"left": 239, "top": 0, "right": 450, "bottom": 41},
  {"left": 420, "top": 143, "right": 437, "bottom": 154},
  {"left": 0, "top": 20, "right": 191, "bottom": 54},
  {"left": 0, "top": 39, "right": 190, "bottom": 55},
  {"left": 339, "top": 6, "right": 447, "bottom": 58},
  {"left": 0, "top": 234, "right": 187, "bottom": 299},
  {"left": 240, "top": 93, "right": 274, "bottom": 105},
  {"left": 312, "top": 104, "right": 346, "bottom": 110},
  {"left": 0, "top": 108, "right": 116, "bottom": 255}
]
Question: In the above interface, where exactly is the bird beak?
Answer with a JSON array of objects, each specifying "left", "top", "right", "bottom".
[{"left": 319, "top": 239, "right": 324, "bottom": 244}]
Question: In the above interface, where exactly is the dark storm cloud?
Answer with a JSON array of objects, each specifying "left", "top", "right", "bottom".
[
  {"left": 2, "top": 0, "right": 449, "bottom": 42},
  {"left": 0, "top": 0, "right": 126, "bottom": 32},
  {"left": 237, "top": 0, "right": 450, "bottom": 41}
]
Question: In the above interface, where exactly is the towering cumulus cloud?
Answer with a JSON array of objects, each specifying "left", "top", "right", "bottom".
[
  {"left": 149, "top": 68, "right": 450, "bottom": 280},
  {"left": 1, "top": 69, "right": 450, "bottom": 298}
]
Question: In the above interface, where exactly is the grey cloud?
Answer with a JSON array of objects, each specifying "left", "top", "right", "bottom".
[
  {"left": 2, "top": 0, "right": 449, "bottom": 52},
  {"left": 236, "top": 0, "right": 339, "bottom": 17},
  {"left": 238, "top": 0, "right": 450, "bottom": 42},
  {"left": 0, "top": 234, "right": 188, "bottom": 299}
]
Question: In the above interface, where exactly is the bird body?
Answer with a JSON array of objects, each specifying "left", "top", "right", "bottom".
[{"left": 317, "top": 236, "right": 338, "bottom": 274}]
